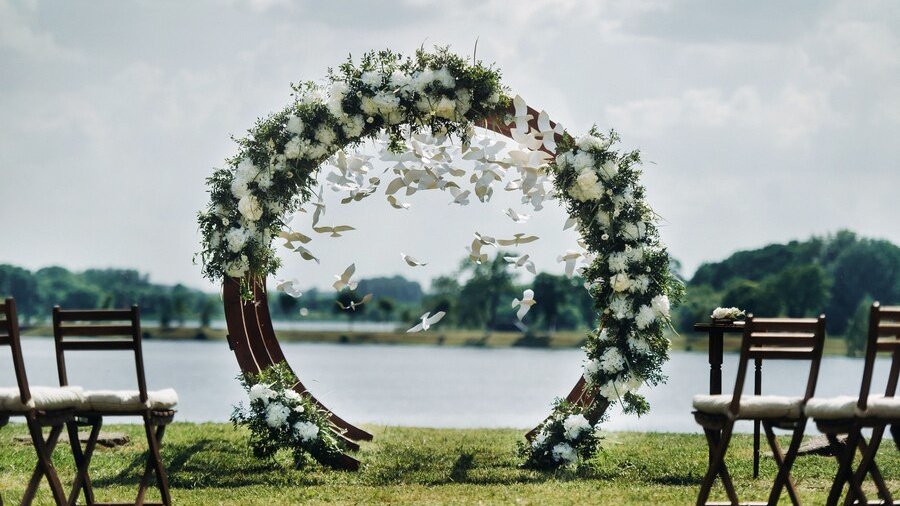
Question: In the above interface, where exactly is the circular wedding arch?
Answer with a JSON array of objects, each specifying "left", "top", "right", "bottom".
[{"left": 200, "top": 49, "right": 680, "bottom": 470}]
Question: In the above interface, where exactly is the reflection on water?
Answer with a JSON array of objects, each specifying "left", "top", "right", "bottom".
[{"left": 2, "top": 338, "right": 891, "bottom": 433}]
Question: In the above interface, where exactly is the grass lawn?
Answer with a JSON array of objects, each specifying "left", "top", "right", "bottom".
[{"left": 1, "top": 423, "right": 896, "bottom": 505}]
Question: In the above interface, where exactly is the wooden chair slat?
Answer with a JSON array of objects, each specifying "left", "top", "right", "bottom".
[
  {"left": 747, "top": 346, "right": 815, "bottom": 359},
  {"left": 54, "top": 309, "right": 134, "bottom": 321},
  {"left": 56, "top": 325, "right": 136, "bottom": 337},
  {"left": 877, "top": 305, "right": 900, "bottom": 317},
  {"left": 876, "top": 338, "right": 900, "bottom": 352},
  {"left": 749, "top": 335, "right": 816, "bottom": 347},
  {"left": 60, "top": 340, "right": 136, "bottom": 351},
  {"left": 877, "top": 322, "right": 900, "bottom": 336},
  {"left": 749, "top": 318, "right": 819, "bottom": 332}
]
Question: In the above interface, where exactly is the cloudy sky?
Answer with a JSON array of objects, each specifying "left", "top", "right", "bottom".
[{"left": 1, "top": 0, "right": 898, "bottom": 291}]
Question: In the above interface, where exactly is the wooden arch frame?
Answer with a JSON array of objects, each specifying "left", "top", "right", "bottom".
[{"left": 222, "top": 104, "right": 609, "bottom": 470}]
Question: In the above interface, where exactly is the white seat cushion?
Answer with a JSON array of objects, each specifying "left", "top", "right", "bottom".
[
  {"left": 693, "top": 394, "right": 804, "bottom": 419},
  {"left": 0, "top": 386, "right": 84, "bottom": 412},
  {"left": 82, "top": 388, "right": 178, "bottom": 412},
  {"left": 806, "top": 395, "right": 900, "bottom": 419}
]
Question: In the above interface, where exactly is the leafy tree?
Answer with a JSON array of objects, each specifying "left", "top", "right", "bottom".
[
  {"left": 772, "top": 264, "right": 830, "bottom": 317},
  {"left": 456, "top": 252, "right": 517, "bottom": 330},
  {"left": 720, "top": 279, "right": 782, "bottom": 316},
  {"left": 844, "top": 296, "right": 873, "bottom": 357},
  {"left": 375, "top": 297, "right": 396, "bottom": 322}
]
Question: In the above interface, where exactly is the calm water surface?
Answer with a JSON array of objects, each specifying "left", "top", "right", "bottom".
[{"left": 2, "top": 338, "right": 890, "bottom": 433}]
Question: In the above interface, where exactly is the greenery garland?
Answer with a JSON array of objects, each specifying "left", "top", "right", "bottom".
[{"left": 199, "top": 48, "right": 683, "bottom": 469}]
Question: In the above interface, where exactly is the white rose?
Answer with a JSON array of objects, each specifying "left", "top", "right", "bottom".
[
  {"left": 237, "top": 195, "right": 263, "bottom": 222},
  {"left": 568, "top": 169, "right": 603, "bottom": 202},
  {"left": 611, "top": 273, "right": 631, "bottom": 293},
  {"left": 573, "top": 151, "right": 595, "bottom": 172},
  {"left": 265, "top": 402, "right": 290, "bottom": 428},
  {"left": 248, "top": 383, "right": 274, "bottom": 405}
]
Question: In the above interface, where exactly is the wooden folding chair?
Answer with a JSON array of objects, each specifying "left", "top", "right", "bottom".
[
  {"left": 52, "top": 305, "right": 177, "bottom": 506},
  {"left": 1, "top": 297, "right": 83, "bottom": 506},
  {"left": 692, "top": 314, "right": 826, "bottom": 505},
  {"left": 807, "top": 302, "right": 899, "bottom": 506}
]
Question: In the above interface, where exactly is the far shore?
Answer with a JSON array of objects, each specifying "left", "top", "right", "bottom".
[{"left": 19, "top": 325, "right": 853, "bottom": 355}]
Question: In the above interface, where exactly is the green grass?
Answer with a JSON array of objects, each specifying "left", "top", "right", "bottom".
[{"left": 1, "top": 423, "right": 895, "bottom": 504}]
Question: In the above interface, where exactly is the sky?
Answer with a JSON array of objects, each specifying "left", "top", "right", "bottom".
[{"left": 1, "top": 0, "right": 898, "bottom": 292}]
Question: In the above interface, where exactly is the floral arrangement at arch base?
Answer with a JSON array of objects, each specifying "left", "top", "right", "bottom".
[
  {"left": 231, "top": 361, "right": 349, "bottom": 469},
  {"left": 199, "top": 47, "right": 684, "bottom": 470}
]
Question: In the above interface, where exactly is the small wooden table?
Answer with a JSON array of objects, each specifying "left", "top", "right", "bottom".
[{"left": 694, "top": 321, "right": 763, "bottom": 479}]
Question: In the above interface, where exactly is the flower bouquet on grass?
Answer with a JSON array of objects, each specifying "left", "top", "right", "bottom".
[
  {"left": 231, "top": 361, "right": 348, "bottom": 469},
  {"left": 519, "top": 399, "right": 602, "bottom": 470}
]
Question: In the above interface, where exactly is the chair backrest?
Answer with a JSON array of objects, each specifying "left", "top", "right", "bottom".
[
  {"left": 1, "top": 297, "right": 32, "bottom": 406},
  {"left": 728, "top": 314, "right": 827, "bottom": 415},
  {"left": 52, "top": 305, "right": 148, "bottom": 404},
  {"left": 857, "top": 302, "right": 900, "bottom": 411}
]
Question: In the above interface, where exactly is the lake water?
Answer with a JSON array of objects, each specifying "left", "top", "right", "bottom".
[{"left": 2, "top": 338, "right": 892, "bottom": 433}]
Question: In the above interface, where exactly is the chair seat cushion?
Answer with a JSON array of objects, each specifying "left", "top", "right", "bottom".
[
  {"left": 693, "top": 394, "right": 804, "bottom": 419},
  {"left": 807, "top": 395, "right": 900, "bottom": 419},
  {"left": 0, "top": 386, "right": 84, "bottom": 412},
  {"left": 81, "top": 388, "right": 178, "bottom": 412}
]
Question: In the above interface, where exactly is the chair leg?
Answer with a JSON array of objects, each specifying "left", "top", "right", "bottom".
[
  {"left": 135, "top": 419, "right": 171, "bottom": 506},
  {"left": 697, "top": 422, "right": 735, "bottom": 506},
  {"left": 827, "top": 428, "right": 862, "bottom": 506},
  {"left": 22, "top": 418, "right": 67, "bottom": 506},
  {"left": 846, "top": 427, "right": 892, "bottom": 506},
  {"left": 764, "top": 420, "right": 803, "bottom": 506},
  {"left": 67, "top": 418, "right": 101, "bottom": 506}
]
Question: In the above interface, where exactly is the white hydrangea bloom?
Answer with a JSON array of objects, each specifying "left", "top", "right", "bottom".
[
  {"left": 552, "top": 443, "right": 577, "bottom": 465},
  {"left": 286, "top": 115, "right": 304, "bottom": 135},
  {"left": 293, "top": 420, "right": 320, "bottom": 442},
  {"left": 595, "top": 210, "right": 612, "bottom": 230},
  {"left": 284, "top": 136, "right": 303, "bottom": 159},
  {"left": 628, "top": 334, "right": 652, "bottom": 355},
  {"left": 265, "top": 402, "right": 291, "bottom": 428},
  {"left": 455, "top": 89, "right": 472, "bottom": 116},
  {"left": 563, "top": 414, "right": 591, "bottom": 441},
  {"left": 651, "top": 294, "right": 671, "bottom": 318},
  {"left": 599, "top": 159, "right": 618, "bottom": 180},
  {"left": 433, "top": 67, "right": 455, "bottom": 88},
  {"left": 433, "top": 96, "right": 457, "bottom": 119},
  {"left": 632, "top": 275, "right": 651, "bottom": 294},
  {"left": 283, "top": 389, "right": 303, "bottom": 404},
  {"left": 610, "top": 273, "right": 632, "bottom": 293},
  {"left": 360, "top": 70, "right": 382, "bottom": 87},
  {"left": 622, "top": 222, "right": 647, "bottom": 240},
  {"left": 599, "top": 347, "right": 625, "bottom": 374},
  {"left": 582, "top": 358, "right": 600, "bottom": 380},
  {"left": 608, "top": 252, "right": 628, "bottom": 273},
  {"left": 237, "top": 195, "right": 263, "bottom": 222},
  {"left": 249, "top": 383, "right": 275, "bottom": 405},
  {"left": 635, "top": 305, "right": 656, "bottom": 330},
  {"left": 568, "top": 169, "right": 603, "bottom": 202},
  {"left": 576, "top": 134, "right": 609, "bottom": 152},
  {"left": 225, "top": 255, "right": 249, "bottom": 278},
  {"left": 598, "top": 380, "right": 620, "bottom": 401},
  {"left": 225, "top": 227, "right": 251, "bottom": 253},
  {"left": 572, "top": 151, "right": 595, "bottom": 172},
  {"left": 609, "top": 296, "right": 633, "bottom": 320},
  {"left": 315, "top": 125, "right": 337, "bottom": 147}
]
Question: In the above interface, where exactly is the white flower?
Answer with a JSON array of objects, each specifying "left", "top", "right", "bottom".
[
  {"left": 487, "top": 89, "right": 500, "bottom": 104},
  {"left": 597, "top": 328, "right": 611, "bottom": 342},
  {"left": 237, "top": 195, "right": 263, "bottom": 222},
  {"left": 598, "top": 380, "right": 620, "bottom": 401},
  {"left": 572, "top": 151, "right": 595, "bottom": 172},
  {"left": 599, "top": 160, "right": 618, "bottom": 180},
  {"left": 608, "top": 253, "right": 628, "bottom": 273},
  {"left": 628, "top": 334, "right": 651, "bottom": 355},
  {"left": 433, "top": 96, "right": 457, "bottom": 119},
  {"left": 576, "top": 134, "right": 609, "bottom": 152},
  {"left": 286, "top": 115, "right": 304, "bottom": 135},
  {"left": 712, "top": 307, "right": 745, "bottom": 319},
  {"left": 225, "top": 227, "right": 251, "bottom": 253},
  {"left": 609, "top": 296, "right": 633, "bottom": 320},
  {"left": 563, "top": 414, "right": 591, "bottom": 441},
  {"left": 360, "top": 70, "right": 382, "bottom": 87},
  {"left": 249, "top": 383, "right": 275, "bottom": 405},
  {"left": 635, "top": 305, "right": 656, "bottom": 330},
  {"left": 226, "top": 255, "right": 249, "bottom": 278},
  {"left": 532, "top": 430, "right": 548, "bottom": 449},
  {"left": 651, "top": 294, "right": 670, "bottom": 318},
  {"left": 610, "top": 273, "right": 631, "bottom": 293},
  {"left": 595, "top": 210, "right": 611, "bottom": 230},
  {"left": 284, "top": 136, "right": 303, "bottom": 159},
  {"left": 315, "top": 125, "right": 336, "bottom": 147},
  {"left": 388, "top": 70, "right": 410, "bottom": 90},
  {"left": 455, "top": 89, "right": 472, "bottom": 116},
  {"left": 568, "top": 169, "right": 604, "bottom": 202},
  {"left": 293, "top": 420, "right": 319, "bottom": 442},
  {"left": 551, "top": 443, "right": 577, "bottom": 465},
  {"left": 340, "top": 115, "right": 365, "bottom": 138},
  {"left": 283, "top": 389, "right": 302, "bottom": 404},
  {"left": 582, "top": 359, "right": 600, "bottom": 380},
  {"left": 626, "top": 246, "right": 644, "bottom": 263},
  {"left": 621, "top": 222, "right": 647, "bottom": 240},
  {"left": 632, "top": 275, "right": 651, "bottom": 294},
  {"left": 265, "top": 402, "right": 291, "bottom": 428},
  {"left": 433, "top": 67, "right": 455, "bottom": 88},
  {"left": 599, "top": 347, "right": 625, "bottom": 374}
]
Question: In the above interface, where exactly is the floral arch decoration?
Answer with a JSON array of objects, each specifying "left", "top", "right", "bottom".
[{"left": 198, "top": 48, "right": 683, "bottom": 470}]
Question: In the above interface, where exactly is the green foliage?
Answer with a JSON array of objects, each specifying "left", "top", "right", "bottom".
[
  {"left": 519, "top": 399, "right": 602, "bottom": 470},
  {"left": 844, "top": 296, "right": 874, "bottom": 357}
]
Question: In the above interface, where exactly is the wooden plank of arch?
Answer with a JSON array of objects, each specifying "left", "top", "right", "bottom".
[{"left": 221, "top": 102, "right": 613, "bottom": 469}]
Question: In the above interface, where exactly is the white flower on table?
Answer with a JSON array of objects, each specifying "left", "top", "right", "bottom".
[
  {"left": 551, "top": 443, "right": 577, "bottom": 465},
  {"left": 265, "top": 402, "right": 291, "bottom": 428},
  {"left": 293, "top": 420, "right": 320, "bottom": 442},
  {"left": 712, "top": 307, "right": 745, "bottom": 320},
  {"left": 563, "top": 414, "right": 591, "bottom": 441}
]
